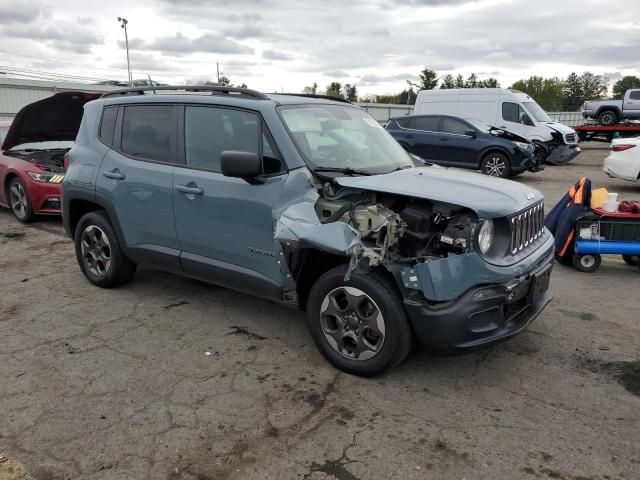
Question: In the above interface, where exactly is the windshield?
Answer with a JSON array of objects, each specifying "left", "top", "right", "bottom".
[
  {"left": 522, "top": 101, "right": 552, "bottom": 122},
  {"left": 8, "top": 140, "right": 75, "bottom": 152},
  {"left": 279, "top": 105, "right": 413, "bottom": 173}
]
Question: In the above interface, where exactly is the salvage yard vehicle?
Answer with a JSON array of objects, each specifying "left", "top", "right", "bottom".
[
  {"left": 0, "top": 120, "right": 11, "bottom": 144},
  {"left": 603, "top": 136, "right": 640, "bottom": 182},
  {"left": 414, "top": 88, "right": 581, "bottom": 166},
  {"left": 385, "top": 114, "right": 538, "bottom": 177},
  {"left": 582, "top": 88, "right": 640, "bottom": 126},
  {"left": 62, "top": 86, "right": 555, "bottom": 376},
  {"left": 0, "top": 92, "right": 99, "bottom": 222}
]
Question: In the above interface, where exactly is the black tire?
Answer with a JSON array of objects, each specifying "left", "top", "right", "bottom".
[
  {"left": 597, "top": 110, "right": 618, "bottom": 126},
  {"left": 481, "top": 152, "right": 511, "bottom": 178},
  {"left": 8, "top": 177, "right": 34, "bottom": 223},
  {"left": 622, "top": 255, "right": 640, "bottom": 266},
  {"left": 533, "top": 143, "right": 547, "bottom": 167},
  {"left": 74, "top": 210, "right": 136, "bottom": 288},
  {"left": 306, "top": 266, "right": 413, "bottom": 377},
  {"left": 572, "top": 253, "right": 601, "bottom": 273}
]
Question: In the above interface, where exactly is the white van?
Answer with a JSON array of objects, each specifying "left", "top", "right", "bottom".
[{"left": 414, "top": 88, "right": 581, "bottom": 165}]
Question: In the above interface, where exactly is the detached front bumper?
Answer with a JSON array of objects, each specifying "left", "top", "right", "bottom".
[
  {"left": 546, "top": 144, "right": 581, "bottom": 166},
  {"left": 402, "top": 241, "right": 554, "bottom": 351}
]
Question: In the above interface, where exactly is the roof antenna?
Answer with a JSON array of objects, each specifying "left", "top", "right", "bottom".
[{"left": 147, "top": 74, "right": 156, "bottom": 94}]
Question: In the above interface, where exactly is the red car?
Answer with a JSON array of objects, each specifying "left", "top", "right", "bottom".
[{"left": 0, "top": 92, "right": 99, "bottom": 222}]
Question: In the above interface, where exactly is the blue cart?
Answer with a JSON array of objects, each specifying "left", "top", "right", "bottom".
[{"left": 572, "top": 208, "right": 640, "bottom": 272}]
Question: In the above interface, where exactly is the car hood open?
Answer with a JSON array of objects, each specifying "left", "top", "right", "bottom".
[
  {"left": 2, "top": 91, "right": 100, "bottom": 151},
  {"left": 336, "top": 166, "right": 543, "bottom": 218}
]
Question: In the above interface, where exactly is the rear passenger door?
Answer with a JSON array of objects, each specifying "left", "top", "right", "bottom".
[
  {"left": 95, "top": 104, "right": 181, "bottom": 271},
  {"left": 623, "top": 90, "right": 640, "bottom": 118},
  {"left": 406, "top": 115, "right": 441, "bottom": 161},
  {"left": 172, "top": 105, "right": 288, "bottom": 299},
  {"left": 436, "top": 117, "right": 478, "bottom": 167}
]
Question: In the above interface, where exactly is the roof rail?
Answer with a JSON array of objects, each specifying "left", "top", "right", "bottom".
[
  {"left": 274, "top": 93, "right": 352, "bottom": 104},
  {"left": 101, "top": 85, "right": 269, "bottom": 99}
]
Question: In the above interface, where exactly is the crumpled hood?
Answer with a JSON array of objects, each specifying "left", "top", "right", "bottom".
[
  {"left": 544, "top": 122, "right": 576, "bottom": 135},
  {"left": 2, "top": 91, "right": 100, "bottom": 151},
  {"left": 336, "top": 167, "right": 543, "bottom": 218}
]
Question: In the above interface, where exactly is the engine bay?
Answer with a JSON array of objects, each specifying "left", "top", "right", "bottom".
[{"left": 314, "top": 181, "right": 478, "bottom": 266}]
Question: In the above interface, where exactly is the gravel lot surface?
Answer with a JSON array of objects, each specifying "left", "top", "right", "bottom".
[{"left": 1, "top": 143, "right": 638, "bottom": 480}]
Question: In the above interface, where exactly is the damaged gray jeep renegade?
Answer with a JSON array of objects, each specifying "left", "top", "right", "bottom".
[{"left": 62, "top": 86, "right": 554, "bottom": 376}]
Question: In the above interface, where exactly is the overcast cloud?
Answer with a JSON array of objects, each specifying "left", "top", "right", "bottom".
[{"left": 0, "top": 0, "right": 638, "bottom": 94}]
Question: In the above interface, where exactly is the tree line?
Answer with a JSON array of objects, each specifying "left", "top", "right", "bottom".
[{"left": 200, "top": 68, "right": 640, "bottom": 112}]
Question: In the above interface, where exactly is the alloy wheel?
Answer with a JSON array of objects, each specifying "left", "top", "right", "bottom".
[
  {"left": 319, "top": 286, "right": 386, "bottom": 361},
  {"left": 485, "top": 156, "right": 507, "bottom": 177},
  {"left": 80, "top": 225, "right": 112, "bottom": 277},
  {"left": 9, "top": 181, "right": 28, "bottom": 219}
]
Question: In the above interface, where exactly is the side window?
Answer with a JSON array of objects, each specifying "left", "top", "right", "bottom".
[
  {"left": 121, "top": 105, "right": 174, "bottom": 162},
  {"left": 629, "top": 90, "right": 640, "bottom": 100},
  {"left": 413, "top": 116, "right": 440, "bottom": 132},
  {"left": 396, "top": 117, "right": 413, "bottom": 128},
  {"left": 185, "top": 106, "right": 259, "bottom": 172},
  {"left": 442, "top": 117, "right": 470, "bottom": 135},
  {"left": 502, "top": 102, "right": 533, "bottom": 126},
  {"left": 99, "top": 106, "right": 118, "bottom": 146}
]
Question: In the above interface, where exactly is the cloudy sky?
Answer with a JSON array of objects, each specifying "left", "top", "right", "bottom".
[{"left": 0, "top": 0, "right": 638, "bottom": 95}]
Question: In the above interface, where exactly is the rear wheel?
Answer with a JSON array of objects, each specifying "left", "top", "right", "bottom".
[
  {"left": 572, "top": 253, "right": 601, "bottom": 273},
  {"left": 481, "top": 153, "right": 511, "bottom": 177},
  {"left": 597, "top": 110, "right": 618, "bottom": 126},
  {"left": 8, "top": 177, "right": 34, "bottom": 223},
  {"left": 306, "top": 266, "right": 412, "bottom": 377},
  {"left": 622, "top": 254, "right": 640, "bottom": 266},
  {"left": 74, "top": 210, "right": 136, "bottom": 288}
]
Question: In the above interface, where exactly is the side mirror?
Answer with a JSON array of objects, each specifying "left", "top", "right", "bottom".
[
  {"left": 221, "top": 150, "right": 263, "bottom": 183},
  {"left": 464, "top": 129, "right": 477, "bottom": 138}
]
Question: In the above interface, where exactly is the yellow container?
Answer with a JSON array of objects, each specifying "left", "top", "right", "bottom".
[{"left": 591, "top": 188, "right": 608, "bottom": 209}]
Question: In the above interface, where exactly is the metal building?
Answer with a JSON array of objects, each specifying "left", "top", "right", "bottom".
[{"left": 0, "top": 77, "right": 116, "bottom": 122}]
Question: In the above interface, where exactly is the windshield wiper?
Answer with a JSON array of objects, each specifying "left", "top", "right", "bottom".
[{"left": 311, "top": 166, "right": 373, "bottom": 176}]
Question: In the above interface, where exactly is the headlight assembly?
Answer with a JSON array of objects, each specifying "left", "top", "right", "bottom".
[
  {"left": 512, "top": 141, "right": 534, "bottom": 152},
  {"left": 27, "top": 172, "right": 64, "bottom": 183},
  {"left": 477, "top": 219, "right": 494, "bottom": 254}
]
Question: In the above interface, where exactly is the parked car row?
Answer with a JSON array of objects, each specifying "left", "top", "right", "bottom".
[{"left": 2, "top": 87, "right": 555, "bottom": 376}]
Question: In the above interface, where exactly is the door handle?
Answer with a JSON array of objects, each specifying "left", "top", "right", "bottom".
[
  {"left": 175, "top": 184, "right": 204, "bottom": 195},
  {"left": 439, "top": 137, "right": 449, "bottom": 142},
  {"left": 102, "top": 169, "right": 126, "bottom": 180},
  {"left": 404, "top": 134, "right": 414, "bottom": 139}
]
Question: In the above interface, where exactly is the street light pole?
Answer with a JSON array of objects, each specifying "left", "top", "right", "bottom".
[{"left": 117, "top": 17, "right": 132, "bottom": 87}]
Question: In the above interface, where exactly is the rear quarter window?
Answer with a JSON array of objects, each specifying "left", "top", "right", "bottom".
[
  {"left": 99, "top": 106, "right": 118, "bottom": 146},
  {"left": 395, "top": 117, "right": 413, "bottom": 128}
]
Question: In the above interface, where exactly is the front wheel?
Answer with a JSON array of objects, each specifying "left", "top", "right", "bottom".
[
  {"left": 74, "top": 211, "right": 136, "bottom": 288},
  {"left": 306, "top": 266, "right": 413, "bottom": 377},
  {"left": 481, "top": 153, "right": 511, "bottom": 177},
  {"left": 8, "top": 177, "right": 34, "bottom": 223},
  {"left": 572, "top": 253, "right": 601, "bottom": 273}
]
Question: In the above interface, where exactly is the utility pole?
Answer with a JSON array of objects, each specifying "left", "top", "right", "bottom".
[
  {"left": 217, "top": 62, "right": 220, "bottom": 84},
  {"left": 118, "top": 17, "right": 132, "bottom": 87}
]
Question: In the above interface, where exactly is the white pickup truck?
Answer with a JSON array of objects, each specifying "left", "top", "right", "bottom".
[{"left": 582, "top": 89, "right": 640, "bottom": 125}]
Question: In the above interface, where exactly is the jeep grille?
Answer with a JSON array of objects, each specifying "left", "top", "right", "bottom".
[{"left": 510, "top": 202, "right": 544, "bottom": 255}]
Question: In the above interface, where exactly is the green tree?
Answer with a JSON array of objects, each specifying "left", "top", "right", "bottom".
[
  {"left": 397, "top": 88, "right": 416, "bottom": 104},
  {"left": 325, "top": 81, "right": 342, "bottom": 98},
  {"left": 343, "top": 84, "right": 358, "bottom": 101},
  {"left": 612, "top": 75, "right": 640, "bottom": 99},
  {"left": 303, "top": 82, "right": 318, "bottom": 94},
  {"left": 563, "top": 72, "right": 583, "bottom": 110},
  {"left": 581, "top": 72, "right": 608, "bottom": 102},
  {"left": 481, "top": 77, "right": 500, "bottom": 88},
  {"left": 409, "top": 68, "right": 438, "bottom": 90},
  {"left": 510, "top": 76, "right": 565, "bottom": 110},
  {"left": 454, "top": 74, "right": 465, "bottom": 88},
  {"left": 465, "top": 73, "right": 478, "bottom": 88},
  {"left": 440, "top": 74, "right": 455, "bottom": 89}
]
